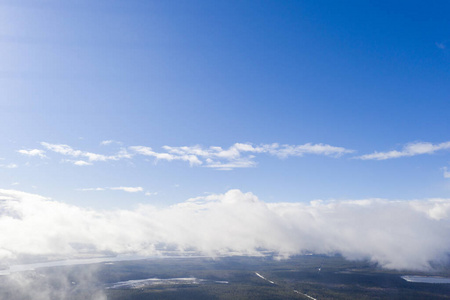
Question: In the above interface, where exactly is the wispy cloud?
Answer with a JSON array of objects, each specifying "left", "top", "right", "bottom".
[
  {"left": 129, "top": 146, "right": 202, "bottom": 166},
  {"left": 1, "top": 189, "right": 449, "bottom": 270},
  {"left": 17, "top": 141, "right": 353, "bottom": 170},
  {"left": 110, "top": 186, "right": 143, "bottom": 193},
  {"left": 132, "top": 142, "right": 353, "bottom": 170},
  {"left": 18, "top": 141, "right": 353, "bottom": 170},
  {"left": 78, "top": 186, "right": 144, "bottom": 193},
  {"left": 41, "top": 142, "right": 132, "bottom": 163},
  {"left": 204, "top": 159, "right": 257, "bottom": 171},
  {"left": 356, "top": 141, "right": 450, "bottom": 160},
  {"left": 163, "top": 142, "right": 352, "bottom": 159},
  {"left": 100, "top": 140, "right": 122, "bottom": 146},
  {"left": 17, "top": 149, "right": 47, "bottom": 158}
]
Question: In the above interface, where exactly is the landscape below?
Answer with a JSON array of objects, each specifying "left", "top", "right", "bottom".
[{"left": 0, "top": 255, "right": 449, "bottom": 299}]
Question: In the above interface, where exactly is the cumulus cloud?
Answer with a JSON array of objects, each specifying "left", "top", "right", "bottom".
[
  {"left": 0, "top": 189, "right": 449, "bottom": 270},
  {"left": 356, "top": 141, "right": 450, "bottom": 160},
  {"left": 17, "top": 149, "right": 47, "bottom": 158}
]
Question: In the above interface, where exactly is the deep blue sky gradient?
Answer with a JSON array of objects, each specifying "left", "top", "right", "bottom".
[{"left": 1, "top": 1, "right": 449, "bottom": 207}]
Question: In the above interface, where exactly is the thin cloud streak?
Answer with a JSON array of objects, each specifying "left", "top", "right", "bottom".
[
  {"left": 129, "top": 146, "right": 202, "bottom": 166},
  {"left": 78, "top": 187, "right": 144, "bottom": 193},
  {"left": 356, "top": 141, "right": 450, "bottom": 160},
  {"left": 1, "top": 189, "right": 449, "bottom": 270},
  {"left": 110, "top": 187, "right": 143, "bottom": 193},
  {"left": 41, "top": 142, "right": 132, "bottom": 164}
]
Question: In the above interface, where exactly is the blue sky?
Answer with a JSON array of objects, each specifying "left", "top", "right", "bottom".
[{"left": 1, "top": 0, "right": 450, "bottom": 208}]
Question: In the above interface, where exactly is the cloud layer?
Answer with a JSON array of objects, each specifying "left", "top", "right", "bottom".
[{"left": 1, "top": 189, "right": 449, "bottom": 270}]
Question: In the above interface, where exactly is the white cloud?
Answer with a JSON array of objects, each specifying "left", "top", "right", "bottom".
[
  {"left": 41, "top": 142, "right": 132, "bottom": 163},
  {"left": 100, "top": 140, "right": 114, "bottom": 145},
  {"left": 17, "top": 149, "right": 46, "bottom": 158},
  {"left": 204, "top": 159, "right": 257, "bottom": 170},
  {"left": 132, "top": 142, "right": 353, "bottom": 170},
  {"left": 356, "top": 141, "right": 450, "bottom": 160},
  {"left": 267, "top": 143, "right": 353, "bottom": 158},
  {"left": 145, "top": 191, "right": 158, "bottom": 196},
  {"left": 129, "top": 146, "right": 203, "bottom": 166},
  {"left": 78, "top": 187, "right": 143, "bottom": 193},
  {"left": 17, "top": 141, "right": 352, "bottom": 170},
  {"left": 163, "top": 142, "right": 352, "bottom": 160},
  {"left": 73, "top": 160, "right": 92, "bottom": 166},
  {"left": 110, "top": 187, "right": 143, "bottom": 193},
  {"left": 100, "top": 140, "right": 122, "bottom": 146},
  {"left": 1, "top": 189, "right": 449, "bottom": 270}
]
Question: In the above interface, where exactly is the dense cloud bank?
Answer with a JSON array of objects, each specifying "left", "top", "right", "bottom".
[{"left": 0, "top": 189, "right": 449, "bottom": 270}]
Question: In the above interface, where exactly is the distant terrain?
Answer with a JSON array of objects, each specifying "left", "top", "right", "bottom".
[{"left": 0, "top": 255, "right": 449, "bottom": 299}]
